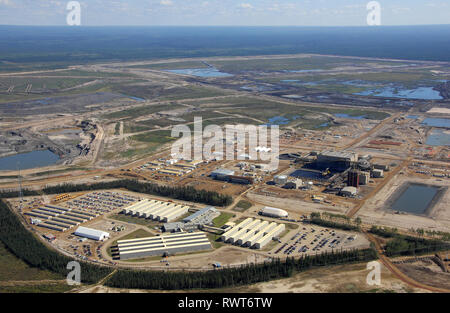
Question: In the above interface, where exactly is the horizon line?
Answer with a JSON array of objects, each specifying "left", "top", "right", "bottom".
[{"left": 1, "top": 24, "right": 450, "bottom": 28}]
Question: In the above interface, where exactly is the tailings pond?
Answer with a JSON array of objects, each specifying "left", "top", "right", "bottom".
[
  {"left": 389, "top": 183, "right": 444, "bottom": 215},
  {"left": 0, "top": 150, "right": 60, "bottom": 171}
]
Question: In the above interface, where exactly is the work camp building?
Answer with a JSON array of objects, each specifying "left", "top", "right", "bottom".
[{"left": 117, "top": 232, "right": 212, "bottom": 260}]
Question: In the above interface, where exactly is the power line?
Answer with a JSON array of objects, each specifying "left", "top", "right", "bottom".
[{"left": 17, "top": 161, "right": 24, "bottom": 213}]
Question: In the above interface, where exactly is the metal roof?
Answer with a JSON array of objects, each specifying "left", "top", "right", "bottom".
[
  {"left": 74, "top": 226, "right": 109, "bottom": 240},
  {"left": 211, "top": 168, "right": 235, "bottom": 176},
  {"left": 183, "top": 206, "right": 217, "bottom": 223}
]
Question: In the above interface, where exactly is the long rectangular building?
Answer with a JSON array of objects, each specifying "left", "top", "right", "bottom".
[
  {"left": 220, "top": 217, "right": 254, "bottom": 242},
  {"left": 245, "top": 222, "right": 278, "bottom": 247},
  {"left": 122, "top": 199, "right": 189, "bottom": 222},
  {"left": 117, "top": 232, "right": 211, "bottom": 260},
  {"left": 221, "top": 218, "right": 285, "bottom": 249},
  {"left": 254, "top": 224, "right": 285, "bottom": 249}
]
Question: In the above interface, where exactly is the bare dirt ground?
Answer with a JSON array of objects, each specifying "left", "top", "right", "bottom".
[
  {"left": 139, "top": 246, "right": 269, "bottom": 269},
  {"left": 427, "top": 107, "right": 450, "bottom": 114},
  {"left": 247, "top": 192, "right": 353, "bottom": 217},
  {"left": 358, "top": 173, "right": 450, "bottom": 232},
  {"left": 396, "top": 260, "right": 450, "bottom": 290}
]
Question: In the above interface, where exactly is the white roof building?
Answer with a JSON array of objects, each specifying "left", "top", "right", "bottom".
[
  {"left": 74, "top": 226, "right": 110, "bottom": 241},
  {"left": 259, "top": 207, "right": 289, "bottom": 218},
  {"left": 341, "top": 186, "right": 358, "bottom": 197}
]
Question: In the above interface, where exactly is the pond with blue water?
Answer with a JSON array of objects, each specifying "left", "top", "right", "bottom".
[
  {"left": 421, "top": 118, "right": 450, "bottom": 128},
  {"left": 165, "top": 68, "right": 232, "bottom": 77},
  {"left": 390, "top": 183, "right": 442, "bottom": 215},
  {"left": 0, "top": 150, "right": 60, "bottom": 171},
  {"left": 426, "top": 129, "right": 450, "bottom": 146},
  {"left": 334, "top": 113, "right": 366, "bottom": 120},
  {"left": 354, "top": 86, "right": 443, "bottom": 100}
]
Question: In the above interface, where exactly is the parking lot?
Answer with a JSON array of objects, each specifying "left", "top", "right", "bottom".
[
  {"left": 270, "top": 223, "right": 369, "bottom": 257},
  {"left": 62, "top": 191, "right": 140, "bottom": 214}
]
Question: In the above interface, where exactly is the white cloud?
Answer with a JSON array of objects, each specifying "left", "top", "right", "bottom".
[
  {"left": 0, "top": 0, "right": 13, "bottom": 6},
  {"left": 391, "top": 7, "right": 412, "bottom": 14},
  {"left": 238, "top": 3, "right": 253, "bottom": 10},
  {"left": 160, "top": 0, "right": 173, "bottom": 6}
]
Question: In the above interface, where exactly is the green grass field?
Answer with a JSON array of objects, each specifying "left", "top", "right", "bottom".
[
  {"left": 104, "top": 103, "right": 182, "bottom": 120},
  {"left": 233, "top": 200, "right": 253, "bottom": 211},
  {"left": 0, "top": 241, "right": 65, "bottom": 282},
  {"left": 212, "top": 212, "right": 234, "bottom": 228},
  {"left": 0, "top": 283, "right": 75, "bottom": 293},
  {"left": 211, "top": 56, "right": 401, "bottom": 72},
  {"left": 130, "top": 130, "right": 177, "bottom": 144}
]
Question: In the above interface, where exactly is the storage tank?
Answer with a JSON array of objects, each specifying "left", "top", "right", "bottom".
[
  {"left": 372, "top": 169, "right": 384, "bottom": 178},
  {"left": 259, "top": 207, "right": 288, "bottom": 218},
  {"left": 274, "top": 175, "right": 288, "bottom": 185}
]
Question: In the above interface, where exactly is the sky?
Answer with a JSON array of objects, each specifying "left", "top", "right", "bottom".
[{"left": 0, "top": 0, "right": 449, "bottom": 26}]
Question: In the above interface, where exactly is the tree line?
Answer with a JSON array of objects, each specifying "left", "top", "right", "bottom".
[
  {"left": 0, "top": 199, "right": 112, "bottom": 284},
  {"left": 105, "top": 248, "right": 377, "bottom": 290},
  {"left": 369, "top": 226, "right": 450, "bottom": 257},
  {"left": 309, "top": 212, "right": 360, "bottom": 232},
  {"left": 0, "top": 178, "right": 233, "bottom": 207}
]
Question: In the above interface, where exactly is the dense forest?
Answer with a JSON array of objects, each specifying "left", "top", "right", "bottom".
[
  {"left": 0, "top": 199, "right": 112, "bottom": 284},
  {"left": 105, "top": 249, "right": 377, "bottom": 290},
  {"left": 369, "top": 226, "right": 450, "bottom": 257},
  {"left": 0, "top": 179, "right": 232, "bottom": 206},
  {"left": 0, "top": 189, "right": 40, "bottom": 198}
]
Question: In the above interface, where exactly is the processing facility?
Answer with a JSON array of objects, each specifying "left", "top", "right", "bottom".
[
  {"left": 116, "top": 232, "right": 212, "bottom": 260},
  {"left": 316, "top": 151, "right": 358, "bottom": 172}
]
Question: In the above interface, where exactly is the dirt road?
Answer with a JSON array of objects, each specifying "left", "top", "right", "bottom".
[{"left": 366, "top": 231, "right": 450, "bottom": 293}]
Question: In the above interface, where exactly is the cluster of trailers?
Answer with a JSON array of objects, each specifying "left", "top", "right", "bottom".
[
  {"left": 220, "top": 218, "right": 285, "bottom": 249},
  {"left": 25, "top": 205, "right": 97, "bottom": 232},
  {"left": 139, "top": 160, "right": 204, "bottom": 177},
  {"left": 66, "top": 191, "right": 139, "bottom": 214},
  {"left": 122, "top": 199, "right": 190, "bottom": 222}
]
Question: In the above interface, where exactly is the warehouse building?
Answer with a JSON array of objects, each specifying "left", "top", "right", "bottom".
[
  {"left": 74, "top": 226, "right": 110, "bottom": 241},
  {"left": 25, "top": 204, "right": 96, "bottom": 232},
  {"left": 228, "top": 175, "right": 254, "bottom": 185},
  {"left": 163, "top": 206, "right": 220, "bottom": 233},
  {"left": 259, "top": 207, "right": 289, "bottom": 218},
  {"left": 162, "top": 222, "right": 185, "bottom": 232},
  {"left": 183, "top": 206, "right": 220, "bottom": 224},
  {"left": 117, "top": 232, "right": 211, "bottom": 260},
  {"left": 220, "top": 218, "right": 285, "bottom": 249},
  {"left": 253, "top": 224, "right": 285, "bottom": 249},
  {"left": 210, "top": 168, "right": 235, "bottom": 180},
  {"left": 122, "top": 199, "right": 190, "bottom": 222}
]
